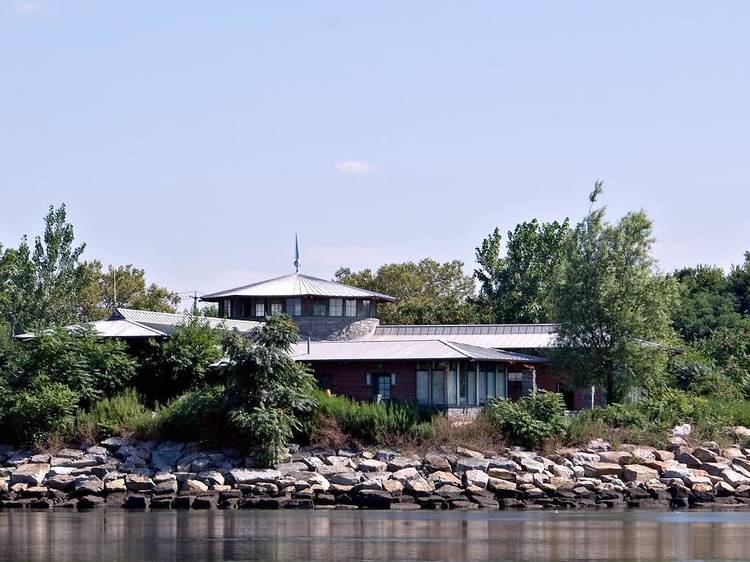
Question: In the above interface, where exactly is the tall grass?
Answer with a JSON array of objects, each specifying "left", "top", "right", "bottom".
[{"left": 73, "top": 388, "right": 157, "bottom": 441}]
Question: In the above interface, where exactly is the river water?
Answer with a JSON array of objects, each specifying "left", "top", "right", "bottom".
[{"left": 0, "top": 509, "right": 749, "bottom": 561}]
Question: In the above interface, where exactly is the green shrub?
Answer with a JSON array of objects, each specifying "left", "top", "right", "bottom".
[
  {"left": 482, "top": 390, "right": 567, "bottom": 448},
  {"left": 74, "top": 389, "right": 155, "bottom": 440},
  {"left": 3, "top": 376, "right": 78, "bottom": 444},
  {"left": 312, "top": 390, "right": 426, "bottom": 443},
  {"left": 230, "top": 404, "right": 296, "bottom": 467},
  {"left": 155, "top": 384, "right": 230, "bottom": 443}
]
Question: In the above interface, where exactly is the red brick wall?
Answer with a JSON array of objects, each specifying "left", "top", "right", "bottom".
[{"left": 307, "top": 361, "right": 417, "bottom": 402}]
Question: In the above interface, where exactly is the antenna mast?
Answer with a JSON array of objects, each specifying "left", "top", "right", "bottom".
[{"left": 294, "top": 234, "right": 300, "bottom": 273}]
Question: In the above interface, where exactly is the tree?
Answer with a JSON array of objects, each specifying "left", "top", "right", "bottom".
[
  {"left": 1, "top": 205, "right": 87, "bottom": 335},
  {"left": 335, "top": 259, "right": 478, "bottom": 324},
  {"left": 552, "top": 183, "right": 677, "bottom": 403},
  {"left": 79, "top": 261, "right": 180, "bottom": 321},
  {"left": 474, "top": 219, "right": 570, "bottom": 323},
  {"left": 670, "top": 265, "right": 742, "bottom": 342},
  {"left": 221, "top": 314, "right": 317, "bottom": 466},
  {"left": 729, "top": 252, "right": 750, "bottom": 316}
]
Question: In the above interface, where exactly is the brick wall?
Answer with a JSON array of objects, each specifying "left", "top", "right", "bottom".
[{"left": 307, "top": 361, "right": 417, "bottom": 402}]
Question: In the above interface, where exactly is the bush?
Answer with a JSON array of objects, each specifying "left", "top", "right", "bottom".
[
  {"left": 154, "top": 384, "right": 230, "bottom": 443},
  {"left": 311, "top": 390, "right": 426, "bottom": 443},
  {"left": 3, "top": 376, "right": 78, "bottom": 444},
  {"left": 141, "top": 318, "right": 223, "bottom": 403},
  {"left": 73, "top": 389, "right": 155, "bottom": 441},
  {"left": 482, "top": 390, "right": 567, "bottom": 449}
]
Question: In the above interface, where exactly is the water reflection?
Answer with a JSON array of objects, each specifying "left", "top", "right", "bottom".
[{"left": 0, "top": 509, "right": 748, "bottom": 561}]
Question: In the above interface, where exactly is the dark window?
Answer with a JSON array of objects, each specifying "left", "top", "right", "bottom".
[
  {"left": 357, "top": 299, "right": 371, "bottom": 318},
  {"left": 373, "top": 374, "right": 392, "bottom": 401},
  {"left": 313, "top": 299, "right": 327, "bottom": 316},
  {"left": 286, "top": 298, "right": 302, "bottom": 316}
]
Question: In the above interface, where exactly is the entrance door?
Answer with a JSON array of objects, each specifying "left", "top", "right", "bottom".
[{"left": 372, "top": 374, "right": 392, "bottom": 402}]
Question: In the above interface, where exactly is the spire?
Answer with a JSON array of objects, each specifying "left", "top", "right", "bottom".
[{"left": 294, "top": 234, "right": 300, "bottom": 273}]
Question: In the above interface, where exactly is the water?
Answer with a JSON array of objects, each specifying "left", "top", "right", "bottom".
[{"left": 0, "top": 509, "right": 749, "bottom": 561}]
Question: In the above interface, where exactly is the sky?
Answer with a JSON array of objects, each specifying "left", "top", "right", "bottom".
[{"left": 1, "top": 1, "right": 748, "bottom": 302}]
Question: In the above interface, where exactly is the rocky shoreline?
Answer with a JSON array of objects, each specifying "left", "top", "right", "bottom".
[{"left": 3, "top": 429, "right": 750, "bottom": 511}]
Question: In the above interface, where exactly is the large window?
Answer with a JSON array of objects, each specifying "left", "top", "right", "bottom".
[
  {"left": 357, "top": 300, "right": 371, "bottom": 318},
  {"left": 286, "top": 298, "right": 302, "bottom": 316},
  {"left": 416, "top": 363, "right": 430, "bottom": 405},
  {"left": 254, "top": 301, "right": 266, "bottom": 317},
  {"left": 431, "top": 362, "right": 446, "bottom": 406},
  {"left": 270, "top": 301, "right": 283, "bottom": 315},
  {"left": 329, "top": 298, "right": 343, "bottom": 316},
  {"left": 373, "top": 374, "right": 392, "bottom": 401},
  {"left": 313, "top": 299, "right": 327, "bottom": 316},
  {"left": 345, "top": 299, "right": 357, "bottom": 317}
]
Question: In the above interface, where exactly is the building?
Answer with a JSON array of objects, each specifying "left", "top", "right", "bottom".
[{"left": 200, "top": 271, "right": 572, "bottom": 410}]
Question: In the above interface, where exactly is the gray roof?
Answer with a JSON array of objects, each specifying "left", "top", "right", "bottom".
[
  {"left": 109, "top": 308, "right": 262, "bottom": 336},
  {"left": 201, "top": 272, "right": 396, "bottom": 302},
  {"left": 290, "top": 339, "right": 546, "bottom": 363},
  {"left": 358, "top": 323, "right": 557, "bottom": 349}
]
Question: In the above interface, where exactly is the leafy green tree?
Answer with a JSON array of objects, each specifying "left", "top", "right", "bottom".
[
  {"left": 335, "top": 259, "right": 477, "bottom": 324},
  {"left": 221, "top": 314, "right": 317, "bottom": 466},
  {"left": 552, "top": 183, "right": 677, "bottom": 403},
  {"left": 141, "top": 317, "right": 223, "bottom": 403},
  {"left": 1, "top": 205, "right": 86, "bottom": 335},
  {"left": 670, "top": 265, "right": 741, "bottom": 342},
  {"left": 80, "top": 261, "right": 180, "bottom": 321},
  {"left": 729, "top": 252, "right": 750, "bottom": 316},
  {"left": 474, "top": 219, "right": 570, "bottom": 323}
]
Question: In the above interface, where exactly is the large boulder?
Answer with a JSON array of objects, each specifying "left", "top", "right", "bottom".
[
  {"left": 405, "top": 477, "right": 434, "bottom": 497},
  {"left": 582, "top": 462, "right": 622, "bottom": 478},
  {"left": 455, "top": 457, "right": 489, "bottom": 473},
  {"left": 692, "top": 447, "right": 719, "bottom": 463},
  {"left": 464, "top": 469, "right": 490, "bottom": 489},
  {"left": 386, "top": 457, "right": 421, "bottom": 472},
  {"left": 125, "top": 474, "right": 155, "bottom": 492},
  {"left": 357, "top": 459, "right": 387, "bottom": 473},
  {"left": 428, "top": 471, "right": 461, "bottom": 487},
  {"left": 392, "top": 467, "right": 420, "bottom": 483},
  {"left": 11, "top": 463, "right": 50, "bottom": 486},
  {"left": 623, "top": 465, "right": 659, "bottom": 483},
  {"left": 226, "top": 469, "right": 282, "bottom": 485}
]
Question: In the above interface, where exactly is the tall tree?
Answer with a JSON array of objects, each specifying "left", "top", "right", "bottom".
[
  {"left": 335, "top": 259, "right": 477, "bottom": 324},
  {"left": 2, "top": 205, "right": 87, "bottom": 335},
  {"left": 79, "top": 261, "right": 180, "bottom": 321},
  {"left": 728, "top": 251, "right": 750, "bottom": 316},
  {"left": 474, "top": 219, "right": 570, "bottom": 323},
  {"left": 552, "top": 183, "right": 677, "bottom": 403}
]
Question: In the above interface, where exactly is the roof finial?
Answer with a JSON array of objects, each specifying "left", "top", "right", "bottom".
[{"left": 294, "top": 234, "right": 300, "bottom": 273}]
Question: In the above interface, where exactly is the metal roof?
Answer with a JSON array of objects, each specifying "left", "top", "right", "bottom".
[
  {"left": 290, "top": 339, "right": 546, "bottom": 363},
  {"left": 358, "top": 323, "right": 557, "bottom": 349},
  {"left": 201, "top": 273, "right": 396, "bottom": 302},
  {"left": 110, "top": 308, "right": 262, "bottom": 336}
]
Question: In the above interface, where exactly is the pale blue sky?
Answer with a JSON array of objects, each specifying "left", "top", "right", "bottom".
[{"left": 1, "top": 1, "right": 748, "bottom": 299}]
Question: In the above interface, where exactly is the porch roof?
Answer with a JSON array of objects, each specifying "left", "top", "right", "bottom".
[{"left": 290, "top": 338, "right": 546, "bottom": 363}]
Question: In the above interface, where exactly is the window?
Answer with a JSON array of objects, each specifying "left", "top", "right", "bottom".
[
  {"left": 255, "top": 302, "right": 266, "bottom": 317},
  {"left": 345, "top": 299, "right": 357, "bottom": 317},
  {"left": 416, "top": 363, "right": 430, "bottom": 405},
  {"left": 286, "top": 298, "right": 302, "bottom": 316},
  {"left": 431, "top": 362, "right": 446, "bottom": 406},
  {"left": 313, "top": 299, "right": 327, "bottom": 316},
  {"left": 448, "top": 363, "right": 457, "bottom": 405},
  {"left": 372, "top": 374, "right": 392, "bottom": 401},
  {"left": 329, "top": 298, "right": 343, "bottom": 316},
  {"left": 223, "top": 299, "right": 232, "bottom": 318},
  {"left": 357, "top": 300, "right": 371, "bottom": 318},
  {"left": 270, "top": 302, "right": 283, "bottom": 315}
]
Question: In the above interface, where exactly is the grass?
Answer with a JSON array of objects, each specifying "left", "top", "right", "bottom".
[{"left": 73, "top": 388, "right": 157, "bottom": 442}]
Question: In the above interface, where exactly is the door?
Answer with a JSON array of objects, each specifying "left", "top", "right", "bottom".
[{"left": 372, "top": 373, "right": 392, "bottom": 402}]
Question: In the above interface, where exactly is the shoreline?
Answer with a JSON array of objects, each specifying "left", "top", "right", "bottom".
[{"left": 3, "top": 435, "right": 750, "bottom": 512}]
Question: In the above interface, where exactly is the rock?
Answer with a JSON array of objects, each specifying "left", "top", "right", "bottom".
[
  {"left": 715, "top": 481, "right": 735, "bottom": 496},
  {"left": 123, "top": 495, "right": 149, "bottom": 509},
  {"left": 702, "top": 462, "right": 730, "bottom": 477},
  {"left": 306, "top": 473, "right": 330, "bottom": 492},
  {"left": 428, "top": 471, "right": 461, "bottom": 487},
  {"left": 663, "top": 464, "right": 693, "bottom": 480},
  {"left": 387, "top": 457, "right": 422, "bottom": 472},
  {"left": 623, "top": 465, "right": 659, "bottom": 483},
  {"left": 392, "top": 467, "right": 420, "bottom": 483},
  {"left": 456, "top": 447, "right": 484, "bottom": 458},
  {"left": 125, "top": 474, "right": 154, "bottom": 492},
  {"left": 75, "top": 476, "right": 104, "bottom": 495},
  {"left": 464, "top": 469, "right": 490, "bottom": 489},
  {"left": 198, "top": 471, "right": 225, "bottom": 486},
  {"left": 351, "top": 480, "right": 383, "bottom": 493},
  {"left": 424, "top": 454, "right": 452, "bottom": 472},
  {"left": 101, "top": 437, "right": 127, "bottom": 451},
  {"left": 154, "top": 480, "right": 178, "bottom": 494},
  {"left": 487, "top": 468, "right": 516, "bottom": 481},
  {"left": 329, "top": 472, "right": 362, "bottom": 486},
  {"left": 356, "top": 489, "right": 394, "bottom": 508},
  {"left": 487, "top": 478, "right": 517, "bottom": 494},
  {"left": 587, "top": 439, "right": 611, "bottom": 452},
  {"left": 11, "top": 463, "right": 50, "bottom": 486},
  {"left": 30, "top": 454, "right": 51, "bottom": 464},
  {"left": 105, "top": 479, "right": 127, "bottom": 493},
  {"left": 357, "top": 459, "right": 387, "bottom": 473},
  {"left": 78, "top": 495, "right": 105, "bottom": 509},
  {"left": 671, "top": 424, "right": 692, "bottom": 437},
  {"left": 316, "top": 465, "right": 353, "bottom": 477},
  {"left": 193, "top": 495, "right": 217, "bottom": 510},
  {"left": 405, "top": 477, "right": 434, "bottom": 497},
  {"left": 722, "top": 469, "right": 750, "bottom": 487},
  {"left": 382, "top": 480, "right": 404, "bottom": 494},
  {"left": 455, "top": 457, "right": 489, "bottom": 473},
  {"left": 692, "top": 447, "right": 719, "bottom": 463},
  {"left": 598, "top": 451, "right": 631, "bottom": 465},
  {"left": 654, "top": 450, "right": 675, "bottom": 462},
  {"left": 487, "top": 457, "right": 521, "bottom": 472},
  {"left": 46, "top": 474, "right": 75, "bottom": 492},
  {"left": 56, "top": 448, "right": 84, "bottom": 460},
  {"left": 226, "top": 469, "right": 281, "bottom": 485},
  {"left": 582, "top": 462, "right": 622, "bottom": 478},
  {"left": 520, "top": 458, "right": 544, "bottom": 474}
]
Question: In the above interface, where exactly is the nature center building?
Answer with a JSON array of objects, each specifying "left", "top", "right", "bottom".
[{"left": 201, "top": 272, "right": 567, "bottom": 411}]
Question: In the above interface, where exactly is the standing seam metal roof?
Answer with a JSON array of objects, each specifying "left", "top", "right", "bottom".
[{"left": 201, "top": 273, "right": 396, "bottom": 302}]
